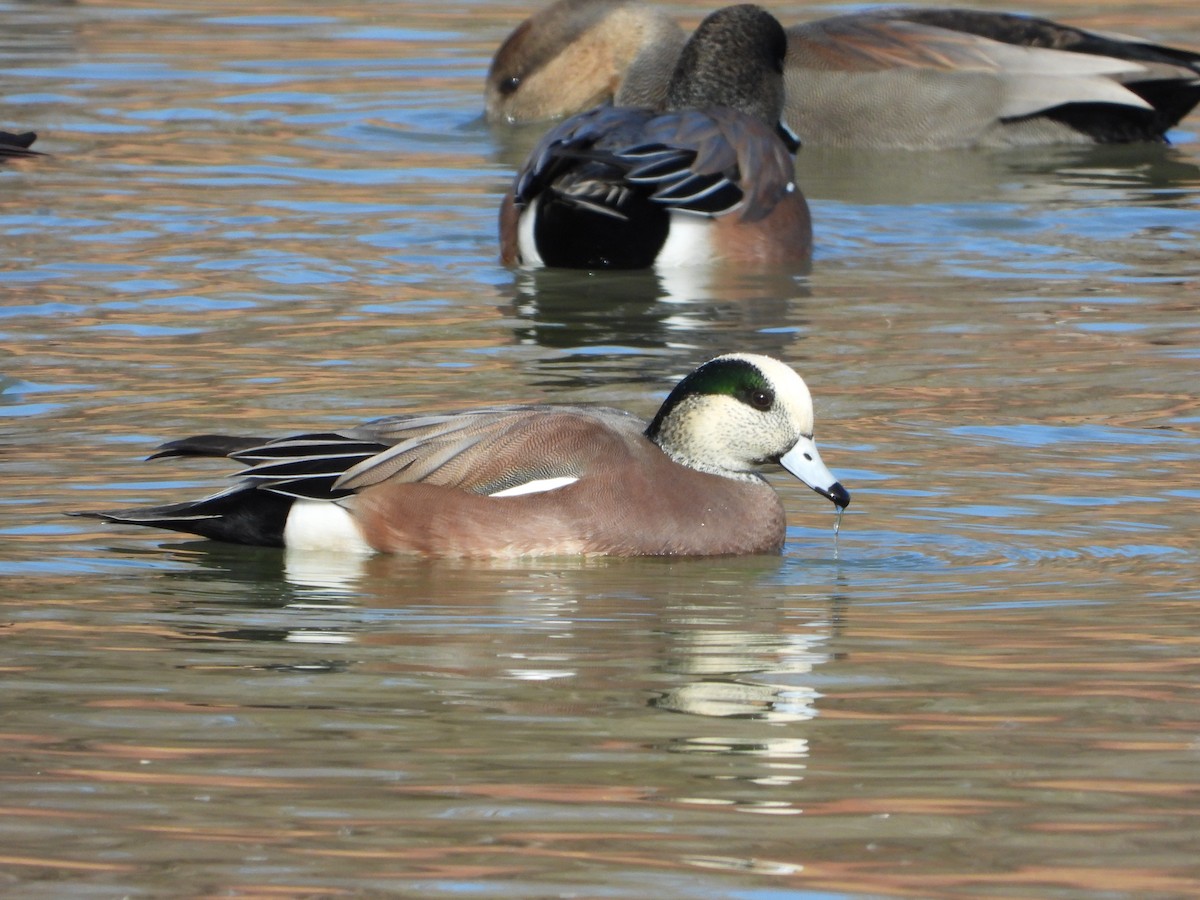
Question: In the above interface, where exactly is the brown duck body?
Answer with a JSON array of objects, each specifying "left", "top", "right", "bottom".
[
  {"left": 500, "top": 5, "right": 811, "bottom": 270},
  {"left": 500, "top": 104, "right": 810, "bottom": 269},
  {"left": 350, "top": 409, "right": 786, "bottom": 556}
]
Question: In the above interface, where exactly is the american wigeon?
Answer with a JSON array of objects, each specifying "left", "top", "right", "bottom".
[
  {"left": 486, "top": 0, "right": 1200, "bottom": 149},
  {"left": 77, "top": 354, "right": 850, "bottom": 558},
  {"left": 0, "top": 131, "right": 40, "bottom": 158},
  {"left": 498, "top": 4, "right": 811, "bottom": 270}
]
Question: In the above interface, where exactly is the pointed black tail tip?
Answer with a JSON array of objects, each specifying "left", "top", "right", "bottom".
[
  {"left": 66, "top": 510, "right": 111, "bottom": 521},
  {"left": 0, "top": 131, "right": 43, "bottom": 157},
  {"left": 819, "top": 482, "right": 850, "bottom": 510}
]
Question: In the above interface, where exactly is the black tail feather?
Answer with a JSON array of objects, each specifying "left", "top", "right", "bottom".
[
  {"left": 149, "top": 434, "right": 273, "bottom": 460},
  {"left": 74, "top": 487, "right": 293, "bottom": 547},
  {"left": 1007, "top": 91, "right": 1200, "bottom": 144},
  {"left": 0, "top": 130, "right": 42, "bottom": 159},
  {"left": 78, "top": 432, "right": 390, "bottom": 546},
  {"left": 893, "top": 10, "right": 1200, "bottom": 141},
  {"left": 1129, "top": 79, "right": 1200, "bottom": 136}
]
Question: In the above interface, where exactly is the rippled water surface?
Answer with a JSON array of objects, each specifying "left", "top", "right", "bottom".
[{"left": 3, "top": 0, "right": 1200, "bottom": 896}]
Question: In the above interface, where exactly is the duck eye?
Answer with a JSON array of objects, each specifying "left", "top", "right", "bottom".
[
  {"left": 748, "top": 388, "right": 773, "bottom": 411},
  {"left": 499, "top": 75, "right": 522, "bottom": 96}
]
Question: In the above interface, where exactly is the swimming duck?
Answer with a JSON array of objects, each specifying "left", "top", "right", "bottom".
[
  {"left": 486, "top": 0, "right": 1200, "bottom": 148},
  {"left": 77, "top": 354, "right": 849, "bottom": 558},
  {"left": 499, "top": 4, "right": 811, "bottom": 269}
]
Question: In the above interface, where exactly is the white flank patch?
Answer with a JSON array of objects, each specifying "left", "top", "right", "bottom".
[
  {"left": 655, "top": 213, "right": 716, "bottom": 268},
  {"left": 489, "top": 476, "right": 579, "bottom": 498},
  {"left": 283, "top": 499, "right": 374, "bottom": 554},
  {"left": 517, "top": 195, "right": 545, "bottom": 267}
]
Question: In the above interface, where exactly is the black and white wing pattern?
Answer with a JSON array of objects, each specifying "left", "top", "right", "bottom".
[
  {"left": 513, "top": 105, "right": 796, "bottom": 222},
  {"left": 151, "top": 405, "right": 646, "bottom": 501}
]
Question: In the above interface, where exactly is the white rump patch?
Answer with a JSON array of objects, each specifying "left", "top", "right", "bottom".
[
  {"left": 655, "top": 213, "right": 716, "bottom": 267},
  {"left": 489, "top": 476, "right": 579, "bottom": 498},
  {"left": 283, "top": 499, "right": 374, "bottom": 555}
]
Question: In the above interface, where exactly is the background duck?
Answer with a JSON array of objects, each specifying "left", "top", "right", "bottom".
[
  {"left": 486, "top": 0, "right": 1200, "bottom": 149},
  {"left": 499, "top": 4, "right": 811, "bottom": 269},
  {"left": 0, "top": 130, "right": 40, "bottom": 158},
  {"left": 77, "top": 354, "right": 850, "bottom": 559}
]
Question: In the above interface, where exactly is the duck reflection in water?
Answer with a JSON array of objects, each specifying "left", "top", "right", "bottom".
[{"left": 503, "top": 264, "right": 810, "bottom": 363}]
